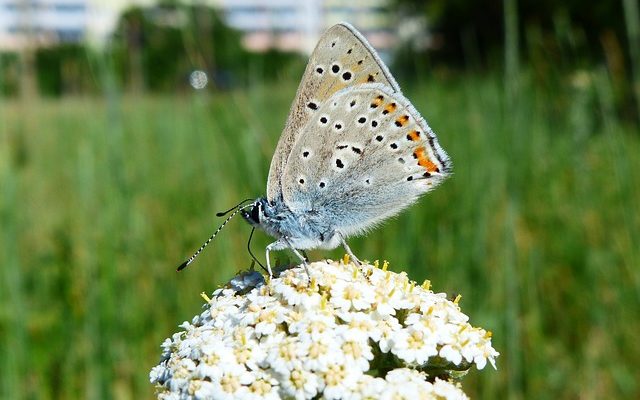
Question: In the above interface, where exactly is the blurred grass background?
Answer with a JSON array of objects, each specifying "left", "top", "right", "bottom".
[{"left": 1, "top": 1, "right": 640, "bottom": 399}]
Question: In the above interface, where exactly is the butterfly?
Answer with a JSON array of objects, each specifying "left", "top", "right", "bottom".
[{"left": 178, "top": 23, "right": 451, "bottom": 277}]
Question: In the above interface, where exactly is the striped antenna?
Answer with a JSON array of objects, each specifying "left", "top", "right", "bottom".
[{"left": 177, "top": 202, "right": 255, "bottom": 271}]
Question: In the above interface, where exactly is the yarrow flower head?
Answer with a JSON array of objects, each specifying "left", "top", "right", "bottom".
[{"left": 150, "top": 259, "right": 499, "bottom": 399}]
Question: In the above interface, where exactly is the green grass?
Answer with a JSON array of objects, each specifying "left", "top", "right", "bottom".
[{"left": 1, "top": 70, "right": 639, "bottom": 399}]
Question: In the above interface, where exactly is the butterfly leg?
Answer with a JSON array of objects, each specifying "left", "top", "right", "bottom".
[
  {"left": 265, "top": 239, "right": 287, "bottom": 278},
  {"left": 265, "top": 244, "right": 274, "bottom": 278},
  {"left": 282, "top": 237, "right": 310, "bottom": 280},
  {"left": 337, "top": 233, "right": 372, "bottom": 281},
  {"left": 337, "top": 232, "right": 361, "bottom": 266},
  {"left": 265, "top": 238, "right": 309, "bottom": 280}
]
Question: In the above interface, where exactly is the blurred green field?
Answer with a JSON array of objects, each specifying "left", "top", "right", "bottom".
[{"left": 1, "top": 69, "right": 639, "bottom": 399}]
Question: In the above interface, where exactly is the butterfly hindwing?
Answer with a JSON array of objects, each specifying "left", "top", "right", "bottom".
[
  {"left": 266, "top": 23, "right": 400, "bottom": 201},
  {"left": 281, "top": 84, "right": 451, "bottom": 237}
]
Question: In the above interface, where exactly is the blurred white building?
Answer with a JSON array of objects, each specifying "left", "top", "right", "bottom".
[
  {"left": 0, "top": 0, "right": 151, "bottom": 50},
  {"left": 0, "top": 0, "right": 394, "bottom": 55},
  {"left": 216, "top": 0, "right": 394, "bottom": 56},
  {"left": 0, "top": 0, "right": 87, "bottom": 49}
]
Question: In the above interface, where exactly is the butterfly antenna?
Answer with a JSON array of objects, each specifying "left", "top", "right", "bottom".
[
  {"left": 216, "top": 198, "right": 254, "bottom": 217},
  {"left": 177, "top": 203, "right": 254, "bottom": 272},
  {"left": 247, "top": 227, "right": 267, "bottom": 273}
]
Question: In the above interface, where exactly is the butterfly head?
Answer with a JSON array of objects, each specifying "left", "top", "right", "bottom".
[
  {"left": 241, "top": 197, "right": 295, "bottom": 241},
  {"left": 241, "top": 197, "right": 270, "bottom": 227}
]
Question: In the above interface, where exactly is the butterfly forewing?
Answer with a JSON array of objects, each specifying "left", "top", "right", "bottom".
[
  {"left": 267, "top": 23, "right": 400, "bottom": 201},
  {"left": 281, "top": 84, "right": 451, "bottom": 237}
]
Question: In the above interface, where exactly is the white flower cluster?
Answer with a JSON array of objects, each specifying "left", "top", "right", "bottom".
[{"left": 150, "top": 259, "right": 499, "bottom": 400}]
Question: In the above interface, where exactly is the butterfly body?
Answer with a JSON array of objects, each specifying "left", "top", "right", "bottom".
[
  {"left": 242, "top": 197, "right": 343, "bottom": 251},
  {"left": 176, "top": 22, "right": 451, "bottom": 276}
]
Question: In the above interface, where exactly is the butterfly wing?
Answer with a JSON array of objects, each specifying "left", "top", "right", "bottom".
[
  {"left": 280, "top": 83, "right": 451, "bottom": 237},
  {"left": 266, "top": 22, "right": 400, "bottom": 202}
]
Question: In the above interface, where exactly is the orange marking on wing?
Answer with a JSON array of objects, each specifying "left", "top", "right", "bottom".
[
  {"left": 407, "top": 130, "right": 420, "bottom": 141},
  {"left": 370, "top": 95, "right": 384, "bottom": 108},
  {"left": 413, "top": 146, "right": 439, "bottom": 172},
  {"left": 383, "top": 103, "right": 397, "bottom": 114},
  {"left": 395, "top": 115, "right": 409, "bottom": 127},
  {"left": 420, "top": 158, "right": 438, "bottom": 172}
]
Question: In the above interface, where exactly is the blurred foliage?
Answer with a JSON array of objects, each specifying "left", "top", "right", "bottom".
[
  {"left": 395, "top": 0, "right": 625, "bottom": 66},
  {"left": 2, "top": 45, "right": 97, "bottom": 97},
  {"left": 108, "top": 4, "right": 304, "bottom": 92},
  {"left": 393, "top": 0, "right": 638, "bottom": 122},
  {"left": 35, "top": 44, "right": 98, "bottom": 96},
  {"left": 0, "top": 52, "right": 19, "bottom": 96},
  {"left": 1, "top": 4, "right": 639, "bottom": 397},
  {"left": 1, "top": 71, "right": 639, "bottom": 399},
  {"left": 1, "top": 4, "right": 304, "bottom": 96}
]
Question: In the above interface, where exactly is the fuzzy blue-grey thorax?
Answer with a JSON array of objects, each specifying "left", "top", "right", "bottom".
[{"left": 241, "top": 197, "right": 339, "bottom": 250}]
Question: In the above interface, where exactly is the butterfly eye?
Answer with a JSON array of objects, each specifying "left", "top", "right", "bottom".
[{"left": 249, "top": 204, "right": 261, "bottom": 223}]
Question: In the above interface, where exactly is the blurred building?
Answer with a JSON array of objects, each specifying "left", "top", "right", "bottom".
[
  {"left": 0, "top": 0, "right": 152, "bottom": 50},
  {"left": 215, "top": 0, "right": 394, "bottom": 57},
  {"left": 0, "top": 0, "right": 394, "bottom": 56},
  {"left": 0, "top": 0, "right": 83, "bottom": 49}
]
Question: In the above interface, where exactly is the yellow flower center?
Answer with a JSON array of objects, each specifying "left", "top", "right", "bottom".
[
  {"left": 290, "top": 369, "right": 307, "bottom": 389},
  {"left": 220, "top": 374, "right": 240, "bottom": 393},
  {"left": 344, "top": 285, "right": 361, "bottom": 301},
  {"left": 249, "top": 379, "right": 272, "bottom": 395},
  {"left": 309, "top": 341, "right": 328, "bottom": 359},
  {"left": 258, "top": 309, "right": 276, "bottom": 323},
  {"left": 279, "top": 340, "right": 298, "bottom": 362},
  {"left": 235, "top": 346, "right": 251, "bottom": 364},
  {"left": 350, "top": 319, "right": 370, "bottom": 331},
  {"left": 307, "top": 320, "right": 327, "bottom": 334},
  {"left": 408, "top": 330, "right": 425, "bottom": 349},
  {"left": 248, "top": 303, "right": 261, "bottom": 313},
  {"left": 188, "top": 380, "right": 201, "bottom": 395},
  {"left": 342, "top": 341, "right": 363, "bottom": 358},
  {"left": 323, "top": 364, "right": 346, "bottom": 386},
  {"left": 202, "top": 353, "right": 220, "bottom": 365}
]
